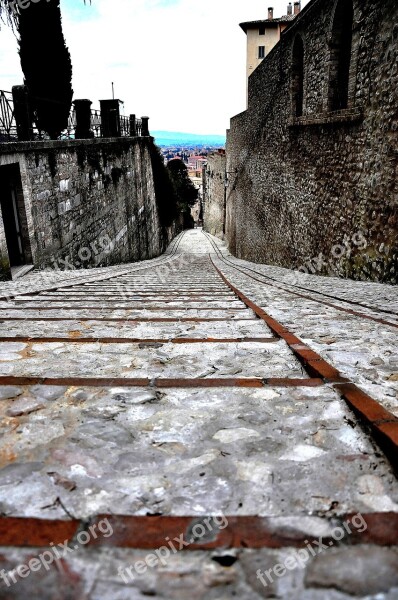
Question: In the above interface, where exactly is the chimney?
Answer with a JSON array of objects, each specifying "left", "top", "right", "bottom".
[
  {"left": 268, "top": 7, "right": 274, "bottom": 20},
  {"left": 287, "top": 2, "right": 293, "bottom": 16},
  {"left": 294, "top": 1, "right": 301, "bottom": 15}
]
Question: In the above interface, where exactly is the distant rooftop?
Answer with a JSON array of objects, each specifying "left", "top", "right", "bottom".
[
  {"left": 240, "top": 2, "right": 301, "bottom": 33},
  {"left": 240, "top": 14, "right": 296, "bottom": 33}
]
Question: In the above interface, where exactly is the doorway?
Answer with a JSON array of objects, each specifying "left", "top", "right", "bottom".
[{"left": 0, "top": 163, "right": 32, "bottom": 274}]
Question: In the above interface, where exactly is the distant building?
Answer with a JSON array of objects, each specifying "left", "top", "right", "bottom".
[
  {"left": 188, "top": 155, "right": 207, "bottom": 171},
  {"left": 240, "top": 2, "right": 300, "bottom": 100}
]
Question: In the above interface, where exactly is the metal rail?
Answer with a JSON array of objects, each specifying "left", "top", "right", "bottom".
[
  {"left": 203, "top": 230, "right": 398, "bottom": 329},
  {"left": 204, "top": 236, "right": 398, "bottom": 468},
  {"left": 0, "top": 90, "right": 17, "bottom": 141},
  {"left": 1, "top": 513, "right": 396, "bottom": 548},
  {"left": 0, "top": 90, "right": 147, "bottom": 141}
]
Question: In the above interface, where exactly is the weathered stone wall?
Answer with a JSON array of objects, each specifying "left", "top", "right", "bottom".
[
  {"left": 203, "top": 151, "right": 226, "bottom": 239},
  {"left": 0, "top": 231, "right": 8, "bottom": 277},
  {"left": 226, "top": 0, "right": 398, "bottom": 283},
  {"left": 0, "top": 137, "right": 181, "bottom": 279}
]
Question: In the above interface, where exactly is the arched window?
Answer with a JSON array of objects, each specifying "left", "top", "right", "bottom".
[
  {"left": 292, "top": 35, "right": 305, "bottom": 118},
  {"left": 328, "top": 0, "right": 353, "bottom": 111}
]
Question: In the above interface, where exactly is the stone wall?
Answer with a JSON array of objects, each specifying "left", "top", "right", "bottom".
[
  {"left": 203, "top": 151, "right": 227, "bottom": 239},
  {"left": 226, "top": 0, "right": 398, "bottom": 283},
  {"left": 0, "top": 137, "right": 181, "bottom": 280}
]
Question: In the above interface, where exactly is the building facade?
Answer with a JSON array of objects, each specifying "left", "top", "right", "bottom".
[
  {"left": 224, "top": 0, "right": 398, "bottom": 283},
  {"left": 241, "top": 2, "right": 300, "bottom": 100}
]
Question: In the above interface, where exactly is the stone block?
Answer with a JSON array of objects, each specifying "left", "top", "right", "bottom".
[
  {"left": 59, "top": 179, "right": 70, "bottom": 192},
  {"left": 305, "top": 546, "right": 398, "bottom": 595}
]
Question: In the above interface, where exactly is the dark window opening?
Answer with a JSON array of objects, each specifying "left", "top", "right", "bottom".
[
  {"left": 328, "top": 0, "right": 353, "bottom": 111},
  {"left": 259, "top": 26, "right": 265, "bottom": 35},
  {"left": 258, "top": 46, "right": 265, "bottom": 59},
  {"left": 0, "top": 164, "right": 31, "bottom": 268},
  {"left": 292, "top": 35, "right": 305, "bottom": 117}
]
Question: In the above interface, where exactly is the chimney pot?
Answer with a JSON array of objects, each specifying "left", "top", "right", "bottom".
[
  {"left": 294, "top": 1, "right": 301, "bottom": 15},
  {"left": 287, "top": 2, "right": 293, "bottom": 16},
  {"left": 268, "top": 6, "right": 274, "bottom": 20}
]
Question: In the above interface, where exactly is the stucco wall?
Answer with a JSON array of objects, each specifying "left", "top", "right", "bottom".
[
  {"left": 246, "top": 26, "right": 281, "bottom": 80},
  {"left": 227, "top": 0, "right": 398, "bottom": 283}
]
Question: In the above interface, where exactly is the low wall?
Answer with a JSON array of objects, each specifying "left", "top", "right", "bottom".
[{"left": 0, "top": 137, "right": 181, "bottom": 279}]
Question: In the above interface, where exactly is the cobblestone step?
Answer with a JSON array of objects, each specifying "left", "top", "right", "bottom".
[
  {"left": 0, "top": 319, "right": 272, "bottom": 339},
  {"left": 0, "top": 385, "right": 396, "bottom": 520},
  {"left": 0, "top": 340, "right": 303, "bottom": 379},
  {"left": 0, "top": 229, "right": 397, "bottom": 600}
]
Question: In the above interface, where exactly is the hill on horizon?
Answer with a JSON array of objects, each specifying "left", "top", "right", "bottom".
[{"left": 152, "top": 130, "right": 226, "bottom": 147}]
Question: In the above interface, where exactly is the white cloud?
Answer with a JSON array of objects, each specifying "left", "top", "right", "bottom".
[{"left": 0, "top": 0, "right": 310, "bottom": 134}]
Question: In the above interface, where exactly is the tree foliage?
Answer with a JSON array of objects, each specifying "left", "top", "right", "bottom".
[
  {"left": 17, "top": 0, "right": 73, "bottom": 139},
  {"left": 149, "top": 144, "right": 179, "bottom": 227},
  {"left": 0, "top": 0, "right": 92, "bottom": 139},
  {"left": 0, "top": 1, "right": 17, "bottom": 28},
  {"left": 0, "top": 0, "right": 90, "bottom": 28},
  {"left": 167, "top": 159, "right": 199, "bottom": 209}
]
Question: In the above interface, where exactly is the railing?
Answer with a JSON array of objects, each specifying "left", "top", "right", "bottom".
[
  {"left": 119, "top": 115, "right": 130, "bottom": 137},
  {"left": 66, "top": 108, "right": 101, "bottom": 138},
  {"left": 0, "top": 89, "right": 149, "bottom": 142},
  {"left": 65, "top": 111, "right": 146, "bottom": 139},
  {"left": 0, "top": 90, "right": 17, "bottom": 141},
  {"left": 91, "top": 109, "right": 101, "bottom": 138},
  {"left": 64, "top": 108, "right": 76, "bottom": 139},
  {"left": 62, "top": 110, "right": 145, "bottom": 139}
]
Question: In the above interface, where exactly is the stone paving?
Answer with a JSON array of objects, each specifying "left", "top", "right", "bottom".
[
  {"left": 0, "top": 229, "right": 397, "bottom": 599},
  {"left": 206, "top": 234, "right": 398, "bottom": 413}
]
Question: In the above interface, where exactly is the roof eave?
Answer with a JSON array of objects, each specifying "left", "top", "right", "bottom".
[{"left": 239, "top": 18, "right": 293, "bottom": 33}]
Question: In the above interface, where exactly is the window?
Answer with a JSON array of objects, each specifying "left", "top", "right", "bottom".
[
  {"left": 258, "top": 46, "right": 265, "bottom": 59},
  {"left": 292, "top": 35, "right": 305, "bottom": 117},
  {"left": 328, "top": 0, "right": 353, "bottom": 111},
  {"left": 259, "top": 26, "right": 265, "bottom": 35}
]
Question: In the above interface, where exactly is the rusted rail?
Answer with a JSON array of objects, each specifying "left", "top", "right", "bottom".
[
  {"left": 208, "top": 251, "right": 398, "bottom": 468},
  {"left": 203, "top": 231, "right": 398, "bottom": 328}
]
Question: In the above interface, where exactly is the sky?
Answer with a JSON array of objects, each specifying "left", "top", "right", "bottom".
[{"left": 0, "top": 0, "right": 310, "bottom": 135}]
